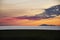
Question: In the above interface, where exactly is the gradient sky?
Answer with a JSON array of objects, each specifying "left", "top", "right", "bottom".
[
  {"left": 1, "top": 0, "right": 59, "bottom": 9},
  {"left": 0, "top": 0, "right": 60, "bottom": 26},
  {"left": 0, "top": 16, "right": 60, "bottom": 26},
  {"left": 0, "top": 0, "right": 60, "bottom": 17}
]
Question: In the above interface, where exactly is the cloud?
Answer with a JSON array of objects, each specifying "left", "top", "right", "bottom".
[
  {"left": 15, "top": 5, "right": 60, "bottom": 20},
  {"left": 0, "top": 4, "right": 59, "bottom": 20},
  {"left": 0, "top": 15, "right": 60, "bottom": 26},
  {"left": 45, "top": 5, "right": 60, "bottom": 15},
  {"left": 0, "top": 5, "right": 60, "bottom": 26}
]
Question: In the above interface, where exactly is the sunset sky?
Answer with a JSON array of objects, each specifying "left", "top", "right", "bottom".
[
  {"left": 1, "top": 0, "right": 60, "bottom": 17},
  {"left": 0, "top": 0, "right": 60, "bottom": 26}
]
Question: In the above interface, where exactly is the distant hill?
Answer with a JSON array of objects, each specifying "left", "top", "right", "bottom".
[{"left": 40, "top": 24, "right": 56, "bottom": 26}]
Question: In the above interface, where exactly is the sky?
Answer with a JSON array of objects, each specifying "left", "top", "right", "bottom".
[
  {"left": 0, "top": 0, "right": 60, "bottom": 17},
  {"left": 1, "top": 0, "right": 59, "bottom": 9},
  {"left": 0, "top": 0, "right": 60, "bottom": 26},
  {"left": 0, "top": 16, "right": 60, "bottom": 26}
]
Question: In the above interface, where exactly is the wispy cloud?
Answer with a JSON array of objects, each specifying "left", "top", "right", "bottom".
[{"left": 0, "top": 16, "right": 60, "bottom": 26}]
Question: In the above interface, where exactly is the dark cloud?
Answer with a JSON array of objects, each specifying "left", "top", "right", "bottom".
[
  {"left": 45, "top": 5, "right": 60, "bottom": 15},
  {"left": 15, "top": 16, "right": 44, "bottom": 20},
  {"left": 15, "top": 5, "right": 60, "bottom": 20},
  {"left": 36, "top": 5, "right": 60, "bottom": 18}
]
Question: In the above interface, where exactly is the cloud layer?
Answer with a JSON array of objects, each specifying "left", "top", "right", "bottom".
[
  {"left": 15, "top": 5, "right": 60, "bottom": 20},
  {"left": 0, "top": 5, "right": 60, "bottom": 26}
]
